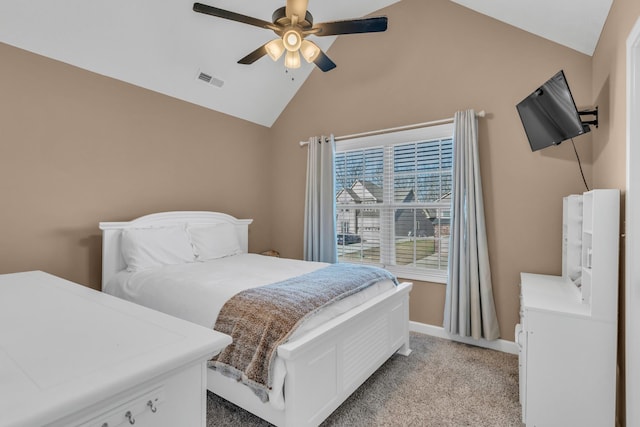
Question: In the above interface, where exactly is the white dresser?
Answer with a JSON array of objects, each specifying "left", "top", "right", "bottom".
[
  {"left": 517, "top": 189, "right": 619, "bottom": 427},
  {"left": 0, "top": 271, "right": 232, "bottom": 427}
]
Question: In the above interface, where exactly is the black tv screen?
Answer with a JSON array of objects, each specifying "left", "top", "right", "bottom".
[{"left": 516, "top": 70, "right": 589, "bottom": 152}]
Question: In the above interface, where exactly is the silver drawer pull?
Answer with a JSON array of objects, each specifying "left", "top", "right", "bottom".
[
  {"left": 125, "top": 411, "right": 135, "bottom": 425},
  {"left": 147, "top": 399, "right": 157, "bottom": 413}
]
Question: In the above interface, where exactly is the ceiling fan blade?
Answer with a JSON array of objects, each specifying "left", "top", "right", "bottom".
[
  {"left": 313, "top": 16, "right": 388, "bottom": 36},
  {"left": 193, "top": 3, "right": 275, "bottom": 30},
  {"left": 237, "top": 44, "right": 269, "bottom": 65},
  {"left": 285, "top": 0, "right": 309, "bottom": 21},
  {"left": 313, "top": 50, "right": 337, "bottom": 72}
]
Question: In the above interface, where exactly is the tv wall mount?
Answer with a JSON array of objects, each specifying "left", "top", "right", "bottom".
[{"left": 579, "top": 106, "right": 599, "bottom": 128}]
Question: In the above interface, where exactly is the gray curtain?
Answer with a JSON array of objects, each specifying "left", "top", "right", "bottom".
[
  {"left": 444, "top": 110, "right": 500, "bottom": 340},
  {"left": 303, "top": 135, "right": 337, "bottom": 263}
]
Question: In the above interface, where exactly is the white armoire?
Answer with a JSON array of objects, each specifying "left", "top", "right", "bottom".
[{"left": 517, "top": 189, "right": 620, "bottom": 426}]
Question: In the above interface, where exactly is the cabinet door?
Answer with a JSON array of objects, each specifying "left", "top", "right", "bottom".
[{"left": 525, "top": 310, "right": 615, "bottom": 427}]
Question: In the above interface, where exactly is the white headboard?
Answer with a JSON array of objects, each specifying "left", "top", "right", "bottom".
[{"left": 99, "top": 211, "right": 253, "bottom": 288}]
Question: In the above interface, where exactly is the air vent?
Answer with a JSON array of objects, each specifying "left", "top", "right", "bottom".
[{"left": 196, "top": 71, "right": 224, "bottom": 88}]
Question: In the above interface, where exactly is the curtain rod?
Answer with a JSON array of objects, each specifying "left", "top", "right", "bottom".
[{"left": 299, "top": 110, "right": 486, "bottom": 147}]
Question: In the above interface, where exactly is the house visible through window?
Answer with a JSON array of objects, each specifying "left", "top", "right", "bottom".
[{"left": 335, "top": 123, "right": 453, "bottom": 283}]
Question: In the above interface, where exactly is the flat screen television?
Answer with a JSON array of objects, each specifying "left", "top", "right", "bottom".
[{"left": 516, "top": 70, "right": 589, "bottom": 152}]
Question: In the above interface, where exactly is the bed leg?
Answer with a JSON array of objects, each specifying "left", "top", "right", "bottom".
[
  {"left": 396, "top": 342, "right": 412, "bottom": 356},
  {"left": 396, "top": 288, "right": 412, "bottom": 357}
]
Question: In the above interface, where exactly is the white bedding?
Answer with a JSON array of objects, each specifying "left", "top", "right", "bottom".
[{"left": 104, "top": 253, "right": 395, "bottom": 408}]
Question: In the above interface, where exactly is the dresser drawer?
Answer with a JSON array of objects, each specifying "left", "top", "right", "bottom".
[
  {"left": 48, "top": 362, "right": 208, "bottom": 427},
  {"left": 78, "top": 386, "right": 165, "bottom": 427}
]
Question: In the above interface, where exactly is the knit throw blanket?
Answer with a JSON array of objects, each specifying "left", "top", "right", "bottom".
[{"left": 209, "top": 263, "right": 398, "bottom": 402}]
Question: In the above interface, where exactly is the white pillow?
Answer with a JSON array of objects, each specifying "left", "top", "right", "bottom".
[
  {"left": 188, "top": 223, "right": 243, "bottom": 261},
  {"left": 121, "top": 226, "right": 196, "bottom": 272}
]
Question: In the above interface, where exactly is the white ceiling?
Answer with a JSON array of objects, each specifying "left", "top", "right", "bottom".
[
  {"left": 0, "top": 0, "right": 612, "bottom": 127},
  {"left": 450, "top": 0, "right": 613, "bottom": 56}
]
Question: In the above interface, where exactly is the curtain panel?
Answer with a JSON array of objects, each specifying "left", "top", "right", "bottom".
[
  {"left": 444, "top": 110, "right": 500, "bottom": 340},
  {"left": 304, "top": 135, "right": 337, "bottom": 263}
]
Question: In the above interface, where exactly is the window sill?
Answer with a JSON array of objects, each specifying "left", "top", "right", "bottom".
[
  {"left": 385, "top": 266, "right": 447, "bottom": 284},
  {"left": 337, "top": 260, "right": 447, "bottom": 284}
]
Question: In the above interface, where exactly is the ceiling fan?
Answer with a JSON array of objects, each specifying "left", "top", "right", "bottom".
[{"left": 193, "top": 0, "right": 388, "bottom": 72}]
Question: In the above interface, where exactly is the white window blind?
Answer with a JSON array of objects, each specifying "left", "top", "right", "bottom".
[{"left": 335, "top": 124, "right": 453, "bottom": 283}]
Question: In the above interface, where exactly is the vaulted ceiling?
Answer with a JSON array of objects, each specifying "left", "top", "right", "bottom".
[
  {"left": 0, "top": 0, "right": 612, "bottom": 127},
  {"left": 450, "top": 0, "right": 612, "bottom": 56}
]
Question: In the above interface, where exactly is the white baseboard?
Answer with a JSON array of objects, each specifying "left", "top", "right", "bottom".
[{"left": 410, "top": 321, "right": 518, "bottom": 355}]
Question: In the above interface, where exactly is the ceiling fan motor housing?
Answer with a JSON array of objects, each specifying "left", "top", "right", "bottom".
[{"left": 272, "top": 6, "right": 313, "bottom": 29}]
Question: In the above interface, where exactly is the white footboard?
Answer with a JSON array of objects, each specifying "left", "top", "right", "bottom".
[{"left": 207, "top": 281, "right": 412, "bottom": 427}]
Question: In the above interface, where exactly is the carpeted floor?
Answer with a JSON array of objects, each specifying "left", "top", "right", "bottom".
[{"left": 206, "top": 332, "right": 522, "bottom": 426}]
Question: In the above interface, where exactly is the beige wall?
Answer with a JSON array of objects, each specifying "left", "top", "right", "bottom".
[
  {"left": 0, "top": 43, "right": 273, "bottom": 290},
  {"left": 591, "top": 1, "right": 640, "bottom": 424},
  {"left": 0, "top": 0, "right": 596, "bottom": 338},
  {"left": 270, "top": 0, "right": 593, "bottom": 339},
  {"left": 2, "top": 0, "right": 636, "bottom": 421},
  {"left": 0, "top": 0, "right": 607, "bottom": 341},
  {"left": 592, "top": 0, "right": 639, "bottom": 190}
]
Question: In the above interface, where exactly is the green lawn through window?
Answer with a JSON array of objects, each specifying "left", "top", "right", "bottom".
[{"left": 338, "top": 239, "right": 436, "bottom": 265}]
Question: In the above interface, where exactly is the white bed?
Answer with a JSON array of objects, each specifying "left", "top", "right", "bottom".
[{"left": 100, "top": 211, "right": 412, "bottom": 427}]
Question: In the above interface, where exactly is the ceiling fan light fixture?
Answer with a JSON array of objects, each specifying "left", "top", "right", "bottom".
[
  {"left": 300, "top": 40, "right": 320, "bottom": 63},
  {"left": 193, "top": 2, "right": 388, "bottom": 72},
  {"left": 265, "top": 38, "right": 285, "bottom": 61},
  {"left": 284, "top": 50, "right": 301, "bottom": 69},
  {"left": 282, "top": 29, "right": 302, "bottom": 52}
]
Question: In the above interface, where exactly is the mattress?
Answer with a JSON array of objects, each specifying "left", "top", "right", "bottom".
[{"left": 104, "top": 253, "right": 394, "bottom": 408}]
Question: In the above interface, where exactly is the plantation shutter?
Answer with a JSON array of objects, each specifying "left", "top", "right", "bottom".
[{"left": 335, "top": 124, "right": 454, "bottom": 282}]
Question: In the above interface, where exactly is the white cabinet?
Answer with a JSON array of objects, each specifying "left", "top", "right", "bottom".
[
  {"left": 0, "top": 271, "right": 232, "bottom": 427},
  {"left": 517, "top": 189, "right": 619, "bottom": 427}
]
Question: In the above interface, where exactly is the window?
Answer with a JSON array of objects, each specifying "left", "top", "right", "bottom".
[{"left": 335, "top": 124, "right": 453, "bottom": 283}]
